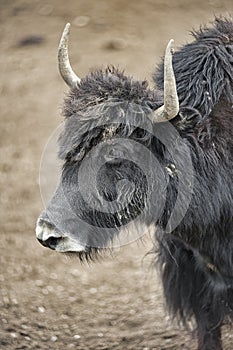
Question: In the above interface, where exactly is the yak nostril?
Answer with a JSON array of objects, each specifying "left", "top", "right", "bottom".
[{"left": 37, "top": 236, "right": 62, "bottom": 250}]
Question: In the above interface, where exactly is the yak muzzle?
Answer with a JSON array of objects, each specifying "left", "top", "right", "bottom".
[{"left": 35, "top": 218, "right": 86, "bottom": 253}]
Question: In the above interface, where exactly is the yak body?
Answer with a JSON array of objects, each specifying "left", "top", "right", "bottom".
[
  {"left": 155, "top": 19, "right": 233, "bottom": 349},
  {"left": 36, "top": 18, "right": 233, "bottom": 350}
]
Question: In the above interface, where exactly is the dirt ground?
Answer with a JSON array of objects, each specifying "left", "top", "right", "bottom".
[{"left": 1, "top": 1, "right": 233, "bottom": 349}]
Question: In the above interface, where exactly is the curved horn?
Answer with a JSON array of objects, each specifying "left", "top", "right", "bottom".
[
  {"left": 58, "top": 23, "right": 81, "bottom": 88},
  {"left": 151, "top": 39, "right": 179, "bottom": 122}
]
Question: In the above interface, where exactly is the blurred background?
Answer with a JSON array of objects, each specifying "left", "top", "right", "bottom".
[{"left": 1, "top": 1, "right": 233, "bottom": 349}]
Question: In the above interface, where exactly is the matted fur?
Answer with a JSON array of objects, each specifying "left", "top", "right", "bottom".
[
  {"left": 39, "top": 17, "right": 233, "bottom": 350},
  {"left": 153, "top": 17, "right": 233, "bottom": 350},
  {"left": 59, "top": 17, "right": 233, "bottom": 349}
]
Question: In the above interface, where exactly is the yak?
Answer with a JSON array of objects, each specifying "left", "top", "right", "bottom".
[{"left": 36, "top": 17, "right": 233, "bottom": 350}]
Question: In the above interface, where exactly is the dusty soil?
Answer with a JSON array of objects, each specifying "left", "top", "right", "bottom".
[{"left": 1, "top": 1, "right": 233, "bottom": 349}]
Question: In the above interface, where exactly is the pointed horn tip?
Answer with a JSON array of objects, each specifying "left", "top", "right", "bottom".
[
  {"left": 65, "top": 22, "right": 71, "bottom": 31},
  {"left": 58, "top": 23, "right": 71, "bottom": 54},
  {"left": 166, "top": 39, "right": 175, "bottom": 54},
  {"left": 62, "top": 23, "right": 71, "bottom": 38}
]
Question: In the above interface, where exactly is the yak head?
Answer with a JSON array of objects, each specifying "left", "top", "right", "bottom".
[{"left": 36, "top": 23, "right": 192, "bottom": 260}]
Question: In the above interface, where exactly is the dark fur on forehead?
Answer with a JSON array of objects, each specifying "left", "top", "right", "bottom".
[
  {"left": 63, "top": 66, "right": 163, "bottom": 118},
  {"left": 59, "top": 67, "right": 163, "bottom": 160},
  {"left": 59, "top": 99, "right": 155, "bottom": 160}
]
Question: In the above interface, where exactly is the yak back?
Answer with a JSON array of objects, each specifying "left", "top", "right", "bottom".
[{"left": 154, "top": 17, "right": 233, "bottom": 121}]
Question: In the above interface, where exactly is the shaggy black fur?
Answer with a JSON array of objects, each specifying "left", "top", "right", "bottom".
[
  {"left": 155, "top": 17, "right": 233, "bottom": 120},
  {"left": 41, "top": 17, "right": 233, "bottom": 350},
  {"left": 154, "top": 17, "right": 233, "bottom": 350}
]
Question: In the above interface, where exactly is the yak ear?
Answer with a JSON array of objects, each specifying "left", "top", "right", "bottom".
[
  {"left": 150, "top": 39, "right": 179, "bottom": 123},
  {"left": 58, "top": 23, "right": 81, "bottom": 88}
]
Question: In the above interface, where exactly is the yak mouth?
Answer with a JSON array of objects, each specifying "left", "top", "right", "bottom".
[{"left": 65, "top": 247, "right": 108, "bottom": 263}]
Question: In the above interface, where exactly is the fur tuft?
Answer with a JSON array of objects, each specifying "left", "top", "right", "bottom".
[{"left": 154, "top": 17, "right": 233, "bottom": 122}]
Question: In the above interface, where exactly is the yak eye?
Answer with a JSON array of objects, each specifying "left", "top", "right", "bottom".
[
  {"left": 66, "top": 148, "right": 86, "bottom": 163},
  {"left": 74, "top": 149, "right": 86, "bottom": 162}
]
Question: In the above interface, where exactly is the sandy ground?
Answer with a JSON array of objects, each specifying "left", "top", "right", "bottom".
[{"left": 1, "top": 1, "right": 233, "bottom": 349}]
